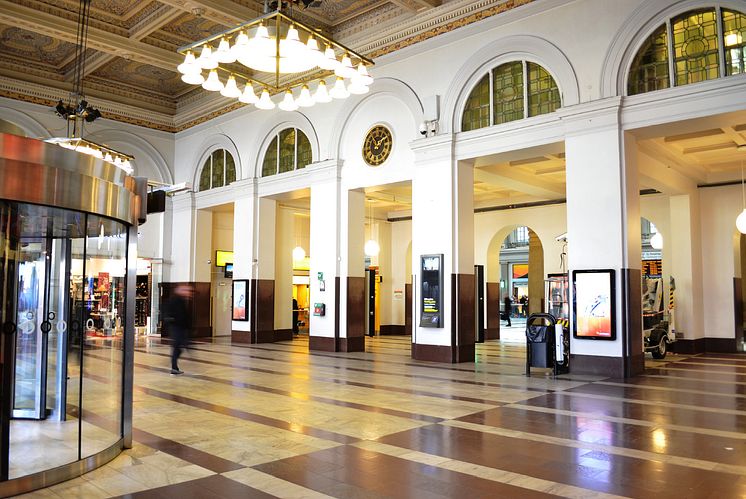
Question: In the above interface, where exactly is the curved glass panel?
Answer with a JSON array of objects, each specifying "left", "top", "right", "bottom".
[
  {"left": 199, "top": 159, "right": 211, "bottom": 191},
  {"left": 226, "top": 153, "right": 236, "bottom": 184},
  {"left": 628, "top": 24, "right": 670, "bottom": 95},
  {"left": 461, "top": 75, "right": 490, "bottom": 132},
  {"left": 723, "top": 10, "right": 746, "bottom": 75},
  {"left": 527, "top": 62, "right": 560, "bottom": 116},
  {"left": 492, "top": 62, "right": 524, "bottom": 125},
  {"left": 672, "top": 9, "right": 720, "bottom": 85},
  {"left": 297, "top": 131, "right": 312, "bottom": 169},
  {"left": 211, "top": 150, "right": 225, "bottom": 189},
  {"left": 278, "top": 129, "right": 296, "bottom": 174},
  {"left": 262, "top": 137, "right": 278, "bottom": 177}
]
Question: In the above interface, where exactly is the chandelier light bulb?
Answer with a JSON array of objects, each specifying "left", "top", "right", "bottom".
[
  {"left": 231, "top": 30, "right": 250, "bottom": 58},
  {"left": 292, "top": 246, "right": 306, "bottom": 261},
  {"left": 364, "top": 239, "right": 380, "bottom": 257},
  {"left": 256, "top": 88, "right": 276, "bottom": 110},
  {"left": 278, "top": 89, "right": 299, "bottom": 111},
  {"left": 306, "top": 35, "right": 322, "bottom": 65},
  {"left": 202, "top": 69, "right": 224, "bottom": 91},
  {"left": 214, "top": 37, "right": 236, "bottom": 64},
  {"left": 181, "top": 70, "right": 204, "bottom": 85},
  {"left": 239, "top": 83, "right": 258, "bottom": 104},
  {"left": 122, "top": 159, "right": 132, "bottom": 173},
  {"left": 297, "top": 85, "right": 315, "bottom": 107},
  {"left": 177, "top": 51, "right": 197, "bottom": 74},
  {"left": 353, "top": 63, "right": 374, "bottom": 86},
  {"left": 313, "top": 80, "right": 331, "bottom": 103},
  {"left": 335, "top": 54, "right": 357, "bottom": 79},
  {"left": 283, "top": 25, "right": 305, "bottom": 56},
  {"left": 104, "top": 152, "right": 113, "bottom": 162},
  {"left": 197, "top": 45, "right": 217, "bottom": 69},
  {"left": 329, "top": 77, "right": 349, "bottom": 99},
  {"left": 319, "top": 45, "right": 340, "bottom": 70},
  {"left": 737, "top": 209, "right": 746, "bottom": 234},
  {"left": 221, "top": 74, "right": 242, "bottom": 98},
  {"left": 650, "top": 232, "right": 663, "bottom": 250}
]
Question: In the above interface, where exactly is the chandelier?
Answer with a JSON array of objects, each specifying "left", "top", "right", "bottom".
[
  {"left": 47, "top": 0, "right": 134, "bottom": 174},
  {"left": 176, "top": 5, "right": 374, "bottom": 111}
]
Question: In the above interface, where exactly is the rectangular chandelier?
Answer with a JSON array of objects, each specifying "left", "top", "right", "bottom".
[
  {"left": 176, "top": 9, "right": 374, "bottom": 111},
  {"left": 45, "top": 136, "right": 134, "bottom": 174}
]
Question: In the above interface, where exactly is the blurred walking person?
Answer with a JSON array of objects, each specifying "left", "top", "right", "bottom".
[{"left": 164, "top": 284, "right": 191, "bottom": 374}]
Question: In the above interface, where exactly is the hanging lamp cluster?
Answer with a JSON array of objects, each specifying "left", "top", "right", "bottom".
[{"left": 176, "top": 8, "right": 374, "bottom": 111}]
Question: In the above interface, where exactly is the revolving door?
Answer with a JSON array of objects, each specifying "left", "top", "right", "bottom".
[{"left": 0, "top": 133, "right": 137, "bottom": 496}]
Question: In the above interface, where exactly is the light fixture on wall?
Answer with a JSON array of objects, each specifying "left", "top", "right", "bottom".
[
  {"left": 650, "top": 231, "right": 663, "bottom": 250},
  {"left": 176, "top": 2, "right": 374, "bottom": 111},
  {"left": 45, "top": 0, "right": 134, "bottom": 174},
  {"left": 738, "top": 159, "right": 746, "bottom": 234},
  {"left": 364, "top": 198, "right": 380, "bottom": 257}
]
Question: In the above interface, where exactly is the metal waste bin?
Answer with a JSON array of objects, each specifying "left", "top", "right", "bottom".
[{"left": 526, "top": 313, "right": 570, "bottom": 376}]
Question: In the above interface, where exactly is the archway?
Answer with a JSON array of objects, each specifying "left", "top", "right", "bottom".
[
  {"left": 485, "top": 225, "right": 544, "bottom": 339},
  {"left": 641, "top": 217, "right": 667, "bottom": 357}
]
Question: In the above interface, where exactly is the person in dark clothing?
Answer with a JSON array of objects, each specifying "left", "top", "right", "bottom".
[
  {"left": 292, "top": 298, "right": 299, "bottom": 335},
  {"left": 503, "top": 295, "right": 512, "bottom": 327},
  {"left": 164, "top": 284, "right": 191, "bottom": 374}
]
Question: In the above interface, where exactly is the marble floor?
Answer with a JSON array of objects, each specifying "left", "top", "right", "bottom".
[{"left": 11, "top": 334, "right": 746, "bottom": 498}]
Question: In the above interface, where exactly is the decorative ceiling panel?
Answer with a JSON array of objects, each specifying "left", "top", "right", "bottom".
[
  {"left": 0, "top": 24, "right": 77, "bottom": 68},
  {"left": 90, "top": 56, "right": 188, "bottom": 97},
  {"left": 159, "top": 12, "right": 231, "bottom": 44}
]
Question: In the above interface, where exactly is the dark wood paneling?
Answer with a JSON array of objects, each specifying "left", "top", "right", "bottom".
[
  {"left": 275, "top": 329, "right": 293, "bottom": 341},
  {"left": 452, "top": 273, "right": 475, "bottom": 363},
  {"left": 339, "top": 336, "right": 365, "bottom": 352},
  {"left": 405, "top": 283, "right": 412, "bottom": 336},
  {"left": 706, "top": 338, "right": 738, "bottom": 353},
  {"left": 160, "top": 282, "right": 211, "bottom": 338},
  {"left": 380, "top": 325, "right": 406, "bottom": 335},
  {"left": 672, "top": 338, "right": 706, "bottom": 354},
  {"left": 570, "top": 354, "right": 624, "bottom": 379},
  {"left": 346, "top": 276, "right": 365, "bottom": 339},
  {"left": 486, "top": 282, "right": 500, "bottom": 340},
  {"left": 231, "top": 330, "right": 251, "bottom": 343},
  {"left": 334, "top": 276, "right": 340, "bottom": 341},
  {"left": 309, "top": 336, "right": 336, "bottom": 352},
  {"left": 621, "top": 268, "right": 644, "bottom": 377},
  {"left": 412, "top": 343, "right": 452, "bottom": 362},
  {"left": 251, "top": 279, "right": 275, "bottom": 343},
  {"left": 734, "top": 277, "right": 744, "bottom": 348}
]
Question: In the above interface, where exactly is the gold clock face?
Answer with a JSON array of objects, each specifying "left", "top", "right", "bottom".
[{"left": 363, "top": 125, "right": 393, "bottom": 166}]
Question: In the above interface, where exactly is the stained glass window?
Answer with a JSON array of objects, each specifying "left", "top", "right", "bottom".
[
  {"left": 672, "top": 9, "right": 720, "bottom": 85},
  {"left": 628, "top": 24, "right": 670, "bottom": 95},
  {"left": 261, "top": 128, "right": 312, "bottom": 177},
  {"left": 527, "top": 62, "right": 561, "bottom": 117},
  {"left": 723, "top": 10, "right": 746, "bottom": 75},
  {"left": 493, "top": 62, "right": 524, "bottom": 125},
  {"left": 198, "top": 149, "right": 236, "bottom": 191},
  {"left": 462, "top": 75, "right": 490, "bottom": 132}
]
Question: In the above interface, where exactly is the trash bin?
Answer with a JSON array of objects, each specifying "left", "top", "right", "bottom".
[{"left": 526, "top": 313, "right": 570, "bottom": 376}]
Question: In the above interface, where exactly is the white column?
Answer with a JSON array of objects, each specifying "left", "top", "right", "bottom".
[
  {"left": 564, "top": 99, "right": 642, "bottom": 377},
  {"left": 167, "top": 192, "right": 196, "bottom": 282},
  {"left": 274, "top": 206, "right": 294, "bottom": 333},
  {"left": 411, "top": 136, "right": 474, "bottom": 362},
  {"left": 232, "top": 183, "right": 256, "bottom": 337}
]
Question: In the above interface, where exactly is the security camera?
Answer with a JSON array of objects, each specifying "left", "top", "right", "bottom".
[
  {"left": 555, "top": 232, "right": 568, "bottom": 242},
  {"left": 419, "top": 122, "right": 428, "bottom": 136}
]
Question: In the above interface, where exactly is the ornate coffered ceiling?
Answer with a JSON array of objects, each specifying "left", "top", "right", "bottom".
[{"left": 0, "top": 0, "right": 534, "bottom": 132}]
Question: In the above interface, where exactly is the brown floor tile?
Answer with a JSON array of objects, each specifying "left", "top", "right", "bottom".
[{"left": 114, "top": 474, "right": 276, "bottom": 498}]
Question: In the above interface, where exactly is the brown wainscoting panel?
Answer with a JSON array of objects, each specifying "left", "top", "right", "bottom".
[
  {"left": 452, "top": 273, "right": 475, "bottom": 363},
  {"left": 405, "top": 283, "right": 412, "bottom": 336},
  {"left": 486, "top": 282, "right": 500, "bottom": 340},
  {"left": 346, "top": 276, "right": 365, "bottom": 341},
  {"left": 309, "top": 336, "right": 336, "bottom": 352},
  {"left": 231, "top": 330, "right": 251, "bottom": 344},
  {"left": 275, "top": 329, "right": 293, "bottom": 341},
  {"left": 705, "top": 338, "right": 737, "bottom": 353},
  {"left": 159, "top": 282, "right": 212, "bottom": 338},
  {"left": 251, "top": 279, "right": 275, "bottom": 343},
  {"left": 412, "top": 343, "right": 452, "bottom": 363},
  {"left": 334, "top": 276, "right": 340, "bottom": 341},
  {"left": 734, "top": 277, "right": 744, "bottom": 348},
  {"left": 671, "top": 338, "right": 706, "bottom": 354},
  {"left": 339, "top": 336, "right": 365, "bottom": 352},
  {"left": 570, "top": 354, "right": 624, "bottom": 379},
  {"left": 621, "top": 268, "right": 644, "bottom": 377},
  {"left": 380, "top": 325, "right": 406, "bottom": 335}
]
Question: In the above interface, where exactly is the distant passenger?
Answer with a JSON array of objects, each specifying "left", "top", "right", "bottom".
[
  {"left": 164, "top": 284, "right": 191, "bottom": 375},
  {"left": 292, "top": 298, "right": 299, "bottom": 335},
  {"left": 503, "top": 296, "right": 512, "bottom": 327}
]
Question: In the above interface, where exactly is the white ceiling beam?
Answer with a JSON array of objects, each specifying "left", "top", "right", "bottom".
[
  {"left": 155, "top": 0, "right": 261, "bottom": 26},
  {"left": 474, "top": 167, "right": 565, "bottom": 199},
  {"left": 0, "top": 1, "right": 181, "bottom": 71},
  {"left": 638, "top": 139, "right": 708, "bottom": 184},
  {"left": 637, "top": 150, "right": 697, "bottom": 195}
]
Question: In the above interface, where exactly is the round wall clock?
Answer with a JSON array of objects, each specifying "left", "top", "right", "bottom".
[{"left": 362, "top": 125, "right": 393, "bottom": 166}]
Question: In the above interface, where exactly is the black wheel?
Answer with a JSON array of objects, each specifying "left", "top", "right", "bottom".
[{"left": 652, "top": 333, "right": 667, "bottom": 359}]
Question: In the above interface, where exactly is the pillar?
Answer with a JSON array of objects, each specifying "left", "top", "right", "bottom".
[
  {"left": 411, "top": 136, "right": 475, "bottom": 363},
  {"left": 565, "top": 100, "right": 642, "bottom": 378},
  {"left": 528, "top": 230, "right": 544, "bottom": 315}
]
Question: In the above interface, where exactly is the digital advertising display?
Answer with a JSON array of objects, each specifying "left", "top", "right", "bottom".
[
  {"left": 420, "top": 254, "right": 443, "bottom": 328},
  {"left": 572, "top": 269, "right": 615, "bottom": 340},
  {"left": 232, "top": 279, "right": 248, "bottom": 321}
]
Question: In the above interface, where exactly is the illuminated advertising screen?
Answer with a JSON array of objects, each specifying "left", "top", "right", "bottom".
[
  {"left": 572, "top": 269, "right": 615, "bottom": 340},
  {"left": 215, "top": 250, "right": 234, "bottom": 267},
  {"left": 420, "top": 254, "right": 443, "bottom": 328},
  {"left": 232, "top": 280, "right": 248, "bottom": 321}
]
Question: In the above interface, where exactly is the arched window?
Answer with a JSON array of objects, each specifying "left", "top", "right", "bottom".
[
  {"left": 628, "top": 7, "right": 746, "bottom": 95},
  {"left": 199, "top": 149, "right": 236, "bottom": 191},
  {"left": 462, "top": 61, "right": 560, "bottom": 132},
  {"left": 261, "top": 128, "right": 312, "bottom": 177}
]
